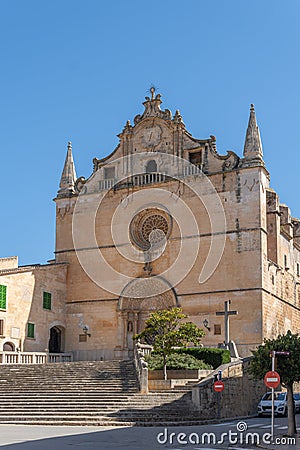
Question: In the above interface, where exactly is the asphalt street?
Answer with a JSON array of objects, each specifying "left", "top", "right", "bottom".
[{"left": 0, "top": 416, "right": 299, "bottom": 450}]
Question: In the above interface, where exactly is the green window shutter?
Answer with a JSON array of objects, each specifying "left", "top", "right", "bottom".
[
  {"left": 0, "top": 285, "right": 7, "bottom": 310},
  {"left": 27, "top": 323, "right": 35, "bottom": 338},
  {"left": 43, "top": 292, "right": 52, "bottom": 310}
]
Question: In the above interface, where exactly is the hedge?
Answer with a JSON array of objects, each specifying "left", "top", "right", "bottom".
[
  {"left": 174, "top": 347, "right": 230, "bottom": 369},
  {"left": 145, "top": 353, "right": 213, "bottom": 370}
]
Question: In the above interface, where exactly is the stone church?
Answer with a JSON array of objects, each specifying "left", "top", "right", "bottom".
[{"left": 1, "top": 89, "right": 300, "bottom": 360}]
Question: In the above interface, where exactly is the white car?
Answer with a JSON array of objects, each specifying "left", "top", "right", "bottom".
[
  {"left": 293, "top": 393, "right": 300, "bottom": 413},
  {"left": 258, "top": 392, "right": 287, "bottom": 417}
]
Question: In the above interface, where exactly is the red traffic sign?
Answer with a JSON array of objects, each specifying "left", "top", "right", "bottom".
[
  {"left": 264, "top": 370, "right": 281, "bottom": 388},
  {"left": 213, "top": 381, "right": 224, "bottom": 392}
]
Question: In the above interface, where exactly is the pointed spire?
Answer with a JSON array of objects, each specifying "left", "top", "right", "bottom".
[
  {"left": 57, "top": 141, "right": 77, "bottom": 197},
  {"left": 243, "top": 104, "right": 263, "bottom": 162}
]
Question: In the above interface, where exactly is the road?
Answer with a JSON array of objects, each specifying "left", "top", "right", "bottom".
[{"left": 0, "top": 416, "right": 299, "bottom": 450}]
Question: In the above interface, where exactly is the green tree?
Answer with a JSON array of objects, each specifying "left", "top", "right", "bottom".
[
  {"left": 134, "top": 307, "right": 205, "bottom": 380},
  {"left": 249, "top": 330, "right": 300, "bottom": 436}
]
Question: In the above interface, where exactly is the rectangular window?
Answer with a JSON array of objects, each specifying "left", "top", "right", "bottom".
[
  {"left": 189, "top": 151, "right": 202, "bottom": 165},
  {"left": 79, "top": 334, "right": 87, "bottom": 342},
  {"left": 104, "top": 167, "right": 115, "bottom": 180},
  {"left": 297, "top": 263, "right": 300, "bottom": 277},
  {"left": 0, "top": 319, "right": 4, "bottom": 336},
  {"left": 43, "top": 292, "right": 52, "bottom": 310},
  {"left": 214, "top": 324, "right": 221, "bottom": 335},
  {"left": 27, "top": 322, "right": 35, "bottom": 338},
  {"left": 11, "top": 327, "right": 20, "bottom": 339},
  {"left": 0, "top": 285, "right": 7, "bottom": 310}
]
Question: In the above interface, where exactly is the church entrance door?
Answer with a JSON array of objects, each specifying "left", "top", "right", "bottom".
[{"left": 48, "top": 326, "right": 62, "bottom": 353}]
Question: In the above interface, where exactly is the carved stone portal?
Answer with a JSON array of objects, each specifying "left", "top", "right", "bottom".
[{"left": 116, "top": 277, "right": 178, "bottom": 358}]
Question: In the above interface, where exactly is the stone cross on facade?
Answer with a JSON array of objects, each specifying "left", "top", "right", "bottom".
[{"left": 216, "top": 300, "right": 238, "bottom": 349}]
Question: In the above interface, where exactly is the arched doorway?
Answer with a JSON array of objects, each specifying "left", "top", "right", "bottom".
[
  {"left": 3, "top": 342, "right": 15, "bottom": 351},
  {"left": 48, "top": 326, "right": 62, "bottom": 353},
  {"left": 117, "top": 277, "right": 178, "bottom": 358},
  {"left": 145, "top": 160, "right": 157, "bottom": 173}
]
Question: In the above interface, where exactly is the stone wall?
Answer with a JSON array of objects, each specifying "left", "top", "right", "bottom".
[
  {"left": 148, "top": 369, "right": 211, "bottom": 380},
  {"left": 191, "top": 358, "right": 267, "bottom": 419}
]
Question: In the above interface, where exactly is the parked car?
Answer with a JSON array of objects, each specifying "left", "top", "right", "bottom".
[
  {"left": 293, "top": 393, "right": 300, "bottom": 413},
  {"left": 258, "top": 392, "right": 300, "bottom": 417},
  {"left": 258, "top": 392, "right": 287, "bottom": 417}
]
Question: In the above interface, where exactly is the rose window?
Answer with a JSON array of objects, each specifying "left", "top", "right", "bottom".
[{"left": 130, "top": 209, "right": 172, "bottom": 250}]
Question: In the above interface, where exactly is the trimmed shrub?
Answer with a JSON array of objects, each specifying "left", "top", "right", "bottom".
[
  {"left": 174, "top": 347, "right": 231, "bottom": 369},
  {"left": 145, "top": 353, "right": 213, "bottom": 371}
]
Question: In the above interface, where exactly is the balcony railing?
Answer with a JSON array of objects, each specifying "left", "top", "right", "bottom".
[
  {"left": 130, "top": 172, "right": 167, "bottom": 186},
  {"left": 98, "top": 166, "right": 202, "bottom": 192},
  {"left": 99, "top": 178, "right": 116, "bottom": 190},
  {"left": 0, "top": 351, "right": 73, "bottom": 365}
]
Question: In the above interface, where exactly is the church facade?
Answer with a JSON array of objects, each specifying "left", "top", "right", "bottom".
[{"left": 1, "top": 90, "right": 300, "bottom": 360}]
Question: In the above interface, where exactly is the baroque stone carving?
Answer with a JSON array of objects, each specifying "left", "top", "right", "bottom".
[
  {"left": 134, "top": 89, "right": 172, "bottom": 125},
  {"left": 118, "top": 277, "right": 177, "bottom": 311},
  {"left": 74, "top": 176, "right": 87, "bottom": 194}
]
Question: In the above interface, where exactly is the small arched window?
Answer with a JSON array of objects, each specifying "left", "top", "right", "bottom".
[
  {"left": 145, "top": 160, "right": 157, "bottom": 173},
  {"left": 3, "top": 342, "right": 15, "bottom": 351}
]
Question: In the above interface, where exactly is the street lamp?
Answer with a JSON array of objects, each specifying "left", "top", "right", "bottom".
[
  {"left": 203, "top": 319, "right": 210, "bottom": 331},
  {"left": 82, "top": 325, "right": 91, "bottom": 337}
]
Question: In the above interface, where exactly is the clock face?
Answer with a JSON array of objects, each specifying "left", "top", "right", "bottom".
[{"left": 142, "top": 125, "right": 162, "bottom": 148}]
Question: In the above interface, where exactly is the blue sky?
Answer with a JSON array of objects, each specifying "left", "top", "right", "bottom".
[{"left": 0, "top": 0, "right": 299, "bottom": 265}]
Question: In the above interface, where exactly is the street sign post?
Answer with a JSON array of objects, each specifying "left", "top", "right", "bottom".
[
  {"left": 266, "top": 350, "right": 289, "bottom": 441},
  {"left": 264, "top": 370, "right": 281, "bottom": 389},
  {"left": 213, "top": 377, "right": 224, "bottom": 419},
  {"left": 213, "top": 381, "right": 224, "bottom": 392}
]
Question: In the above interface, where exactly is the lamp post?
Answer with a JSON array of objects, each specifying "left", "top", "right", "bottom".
[
  {"left": 203, "top": 319, "right": 210, "bottom": 331},
  {"left": 83, "top": 325, "right": 91, "bottom": 338}
]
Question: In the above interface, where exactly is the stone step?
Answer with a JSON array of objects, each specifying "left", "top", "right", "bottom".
[
  {"left": 0, "top": 384, "right": 136, "bottom": 388},
  {"left": 0, "top": 360, "right": 200, "bottom": 426},
  {"left": 0, "top": 399, "right": 189, "bottom": 404},
  {"left": 0, "top": 398, "right": 190, "bottom": 405},
  {"left": 0, "top": 407, "right": 194, "bottom": 415},
  {"left": 0, "top": 412, "right": 198, "bottom": 420},
  {"left": 0, "top": 395, "right": 190, "bottom": 402},
  {"left": 0, "top": 390, "right": 189, "bottom": 395},
  {"left": 0, "top": 409, "right": 194, "bottom": 415},
  {"left": 0, "top": 418, "right": 203, "bottom": 426},
  {"left": 0, "top": 392, "right": 190, "bottom": 399},
  {"left": 0, "top": 409, "right": 193, "bottom": 416},
  {"left": 0, "top": 398, "right": 191, "bottom": 405}
]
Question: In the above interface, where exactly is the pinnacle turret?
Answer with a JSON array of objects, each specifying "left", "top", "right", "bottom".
[
  {"left": 57, "top": 141, "right": 77, "bottom": 197},
  {"left": 243, "top": 104, "right": 263, "bottom": 163}
]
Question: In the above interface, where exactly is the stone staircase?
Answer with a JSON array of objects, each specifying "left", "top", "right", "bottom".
[{"left": 0, "top": 360, "right": 200, "bottom": 426}]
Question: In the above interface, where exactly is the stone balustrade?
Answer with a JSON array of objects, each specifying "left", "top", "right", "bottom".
[
  {"left": 98, "top": 166, "right": 204, "bottom": 193},
  {"left": 0, "top": 351, "right": 73, "bottom": 364},
  {"left": 48, "top": 352, "right": 73, "bottom": 363},
  {"left": 133, "top": 341, "right": 149, "bottom": 394},
  {"left": 99, "top": 178, "right": 115, "bottom": 190},
  {"left": 137, "top": 342, "right": 152, "bottom": 357}
]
